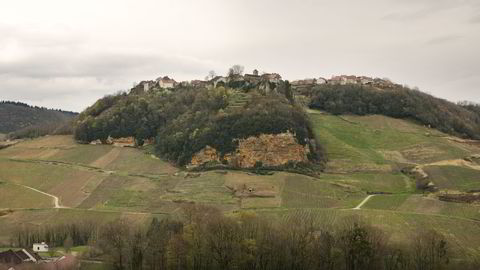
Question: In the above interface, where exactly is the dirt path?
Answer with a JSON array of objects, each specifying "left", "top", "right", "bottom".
[
  {"left": 353, "top": 195, "right": 375, "bottom": 210},
  {"left": 19, "top": 184, "right": 67, "bottom": 209}
]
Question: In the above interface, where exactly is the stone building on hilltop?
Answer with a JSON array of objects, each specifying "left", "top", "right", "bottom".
[{"left": 157, "top": 76, "right": 177, "bottom": 89}]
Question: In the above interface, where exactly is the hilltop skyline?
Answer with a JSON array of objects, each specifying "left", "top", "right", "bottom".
[{"left": 1, "top": 0, "right": 480, "bottom": 111}]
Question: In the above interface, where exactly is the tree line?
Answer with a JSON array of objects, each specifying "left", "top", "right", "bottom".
[
  {"left": 304, "top": 84, "right": 480, "bottom": 140},
  {"left": 0, "top": 101, "right": 77, "bottom": 115},
  {"left": 0, "top": 101, "right": 76, "bottom": 135},
  {"left": 11, "top": 205, "right": 475, "bottom": 270}
]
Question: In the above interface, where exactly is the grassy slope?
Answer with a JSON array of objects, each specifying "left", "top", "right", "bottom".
[
  {"left": 0, "top": 113, "right": 480, "bottom": 259},
  {"left": 310, "top": 114, "right": 476, "bottom": 171},
  {"left": 423, "top": 165, "right": 480, "bottom": 191}
]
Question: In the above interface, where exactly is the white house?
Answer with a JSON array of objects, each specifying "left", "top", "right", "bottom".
[
  {"left": 32, "top": 242, "right": 49, "bottom": 252},
  {"left": 143, "top": 82, "right": 150, "bottom": 91},
  {"left": 157, "top": 76, "right": 177, "bottom": 89}
]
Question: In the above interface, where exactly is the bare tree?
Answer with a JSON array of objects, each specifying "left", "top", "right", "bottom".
[
  {"left": 99, "top": 219, "right": 131, "bottom": 270},
  {"left": 63, "top": 234, "right": 73, "bottom": 253},
  {"left": 338, "top": 222, "right": 386, "bottom": 270},
  {"left": 228, "top": 65, "right": 244, "bottom": 77},
  {"left": 412, "top": 229, "right": 449, "bottom": 270},
  {"left": 205, "top": 70, "right": 217, "bottom": 81}
]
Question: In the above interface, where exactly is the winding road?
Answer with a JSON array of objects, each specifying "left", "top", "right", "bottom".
[{"left": 19, "top": 184, "right": 65, "bottom": 209}]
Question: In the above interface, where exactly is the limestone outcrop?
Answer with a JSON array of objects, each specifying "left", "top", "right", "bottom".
[
  {"left": 190, "top": 145, "right": 221, "bottom": 166},
  {"left": 189, "top": 132, "right": 310, "bottom": 169},
  {"left": 90, "top": 136, "right": 136, "bottom": 147}
]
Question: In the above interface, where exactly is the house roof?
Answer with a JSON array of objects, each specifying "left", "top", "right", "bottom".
[
  {"left": 0, "top": 250, "right": 23, "bottom": 265},
  {"left": 262, "top": 73, "right": 281, "bottom": 79},
  {"left": 13, "top": 251, "right": 28, "bottom": 261},
  {"left": 156, "top": 76, "right": 176, "bottom": 83},
  {"left": 23, "top": 249, "right": 42, "bottom": 262}
]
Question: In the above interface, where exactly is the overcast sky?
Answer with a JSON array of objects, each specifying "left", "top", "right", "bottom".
[{"left": 1, "top": 0, "right": 479, "bottom": 112}]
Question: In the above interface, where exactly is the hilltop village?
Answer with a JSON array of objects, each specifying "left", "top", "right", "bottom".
[
  {"left": 93, "top": 70, "right": 400, "bottom": 154},
  {"left": 130, "top": 70, "right": 400, "bottom": 94}
]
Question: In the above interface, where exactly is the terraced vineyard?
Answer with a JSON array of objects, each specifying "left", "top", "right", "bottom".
[
  {"left": 1, "top": 112, "right": 480, "bottom": 261},
  {"left": 225, "top": 91, "right": 251, "bottom": 112}
]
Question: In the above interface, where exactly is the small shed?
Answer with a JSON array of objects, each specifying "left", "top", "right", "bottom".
[{"left": 32, "top": 242, "right": 49, "bottom": 252}]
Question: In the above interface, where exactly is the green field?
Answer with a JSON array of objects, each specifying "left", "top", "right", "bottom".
[
  {"left": 310, "top": 114, "right": 478, "bottom": 172},
  {"left": 423, "top": 165, "right": 480, "bottom": 191},
  {"left": 1, "top": 112, "right": 480, "bottom": 261}
]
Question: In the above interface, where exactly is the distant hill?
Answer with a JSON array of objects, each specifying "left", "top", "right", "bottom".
[{"left": 0, "top": 101, "right": 77, "bottom": 133}]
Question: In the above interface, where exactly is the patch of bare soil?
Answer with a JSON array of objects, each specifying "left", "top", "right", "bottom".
[
  {"left": 401, "top": 145, "right": 444, "bottom": 163},
  {"left": 0, "top": 209, "right": 14, "bottom": 217},
  {"left": 445, "top": 137, "right": 480, "bottom": 147},
  {"left": 424, "top": 159, "right": 480, "bottom": 171},
  {"left": 438, "top": 193, "right": 480, "bottom": 204}
]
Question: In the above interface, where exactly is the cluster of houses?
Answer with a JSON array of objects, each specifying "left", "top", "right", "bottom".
[
  {"left": 0, "top": 243, "right": 76, "bottom": 270},
  {"left": 211, "top": 69, "right": 282, "bottom": 90},
  {"left": 291, "top": 75, "right": 399, "bottom": 88},
  {"left": 130, "top": 71, "right": 399, "bottom": 96},
  {"left": 130, "top": 69, "right": 284, "bottom": 95},
  {"left": 132, "top": 76, "right": 178, "bottom": 94}
]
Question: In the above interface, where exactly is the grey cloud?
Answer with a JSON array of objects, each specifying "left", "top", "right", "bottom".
[
  {"left": 1, "top": 0, "right": 480, "bottom": 111},
  {"left": 382, "top": 0, "right": 480, "bottom": 21},
  {"left": 0, "top": 51, "right": 212, "bottom": 79},
  {"left": 426, "top": 35, "right": 462, "bottom": 45},
  {"left": 469, "top": 14, "right": 480, "bottom": 23}
]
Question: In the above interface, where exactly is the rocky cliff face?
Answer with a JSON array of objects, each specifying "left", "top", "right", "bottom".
[
  {"left": 89, "top": 136, "right": 136, "bottom": 147},
  {"left": 190, "top": 146, "right": 221, "bottom": 166},
  {"left": 189, "top": 132, "right": 310, "bottom": 169}
]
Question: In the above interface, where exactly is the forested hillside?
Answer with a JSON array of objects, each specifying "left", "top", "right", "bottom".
[
  {"left": 302, "top": 84, "right": 480, "bottom": 139},
  {"left": 0, "top": 101, "right": 77, "bottom": 134},
  {"left": 74, "top": 85, "right": 325, "bottom": 168}
]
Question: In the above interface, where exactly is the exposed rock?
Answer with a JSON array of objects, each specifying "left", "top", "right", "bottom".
[
  {"left": 410, "top": 166, "right": 429, "bottom": 179},
  {"left": 225, "top": 132, "right": 309, "bottom": 168},
  {"left": 143, "top": 137, "right": 155, "bottom": 146},
  {"left": 189, "top": 132, "right": 309, "bottom": 169},
  {"left": 190, "top": 145, "right": 221, "bottom": 166},
  {"left": 90, "top": 136, "right": 155, "bottom": 147},
  {"left": 0, "top": 140, "right": 19, "bottom": 149},
  {"left": 107, "top": 136, "right": 136, "bottom": 147},
  {"left": 90, "top": 139, "right": 102, "bottom": 145}
]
